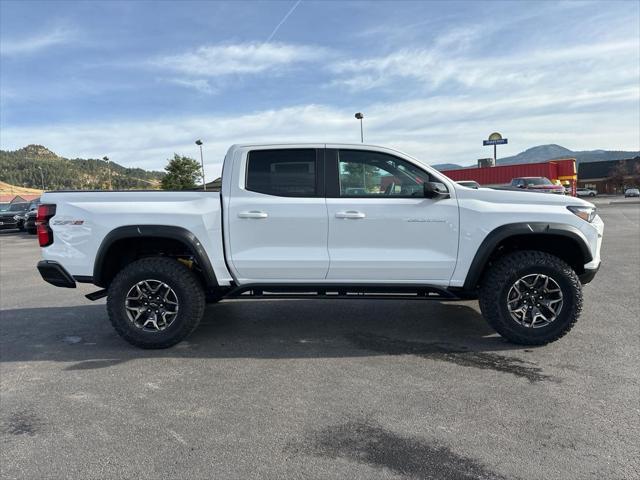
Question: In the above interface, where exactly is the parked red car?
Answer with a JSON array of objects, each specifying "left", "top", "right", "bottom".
[{"left": 510, "top": 177, "right": 565, "bottom": 194}]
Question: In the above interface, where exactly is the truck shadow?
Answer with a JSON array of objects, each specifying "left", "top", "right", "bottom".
[{"left": 0, "top": 299, "right": 550, "bottom": 382}]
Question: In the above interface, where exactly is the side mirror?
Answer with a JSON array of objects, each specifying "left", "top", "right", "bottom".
[
  {"left": 423, "top": 181, "right": 449, "bottom": 199},
  {"left": 517, "top": 184, "right": 526, "bottom": 189}
]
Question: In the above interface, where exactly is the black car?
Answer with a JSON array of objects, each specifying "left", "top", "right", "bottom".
[
  {"left": 24, "top": 209, "right": 38, "bottom": 234},
  {"left": 0, "top": 203, "right": 30, "bottom": 231}
]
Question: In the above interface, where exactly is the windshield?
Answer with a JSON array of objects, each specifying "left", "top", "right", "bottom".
[
  {"left": 525, "top": 178, "right": 553, "bottom": 186},
  {"left": 7, "top": 203, "right": 28, "bottom": 212}
]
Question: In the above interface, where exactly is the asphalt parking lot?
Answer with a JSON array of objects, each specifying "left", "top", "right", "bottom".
[{"left": 1, "top": 202, "right": 638, "bottom": 480}]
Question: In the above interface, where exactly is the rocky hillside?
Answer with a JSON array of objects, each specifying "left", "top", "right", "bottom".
[{"left": 0, "top": 145, "right": 164, "bottom": 190}]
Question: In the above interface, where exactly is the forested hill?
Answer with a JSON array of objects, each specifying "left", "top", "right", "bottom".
[{"left": 0, "top": 145, "right": 164, "bottom": 190}]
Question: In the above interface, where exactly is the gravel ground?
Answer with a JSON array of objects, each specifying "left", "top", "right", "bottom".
[{"left": 1, "top": 203, "right": 638, "bottom": 480}]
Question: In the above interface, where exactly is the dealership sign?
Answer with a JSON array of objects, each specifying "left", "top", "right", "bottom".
[{"left": 483, "top": 132, "right": 508, "bottom": 145}]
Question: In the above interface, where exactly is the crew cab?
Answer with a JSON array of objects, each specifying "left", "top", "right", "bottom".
[{"left": 36, "top": 143, "right": 603, "bottom": 348}]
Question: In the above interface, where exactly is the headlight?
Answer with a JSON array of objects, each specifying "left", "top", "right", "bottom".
[
  {"left": 13, "top": 214, "right": 21, "bottom": 221},
  {"left": 567, "top": 205, "right": 596, "bottom": 222}
]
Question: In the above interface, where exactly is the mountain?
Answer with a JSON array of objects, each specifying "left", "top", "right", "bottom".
[
  {"left": 496, "top": 144, "right": 639, "bottom": 166},
  {"left": 431, "top": 162, "right": 465, "bottom": 170},
  {"left": 0, "top": 145, "right": 165, "bottom": 190},
  {"left": 496, "top": 144, "right": 573, "bottom": 165},
  {"left": 435, "top": 144, "right": 640, "bottom": 170}
]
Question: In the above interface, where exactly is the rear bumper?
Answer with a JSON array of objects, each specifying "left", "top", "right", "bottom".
[
  {"left": 579, "top": 265, "right": 600, "bottom": 285},
  {"left": 37, "top": 260, "right": 76, "bottom": 288}
]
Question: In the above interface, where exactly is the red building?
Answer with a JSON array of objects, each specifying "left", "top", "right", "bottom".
[{"left": 440, "top": 158, "right": 577, "bottom": 195}]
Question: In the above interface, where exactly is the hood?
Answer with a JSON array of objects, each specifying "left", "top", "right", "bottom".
[
  {"left": 528, "top": 184, "right": 564, "bottom": 190},
  {"left": 455, "top": 186, "right": 594, "bottom": 208}
]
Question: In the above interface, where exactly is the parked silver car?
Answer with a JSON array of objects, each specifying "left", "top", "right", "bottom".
[{"left": 576, "top": 188, "right": 597, "bottom": 197}]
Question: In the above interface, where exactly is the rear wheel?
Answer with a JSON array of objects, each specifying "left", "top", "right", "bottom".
[
  {"left": 107, "top": 257, "right": 205, "bottom": 349},
  {"left": 478, "top": 250, "right": 582, "bottom": 345}
]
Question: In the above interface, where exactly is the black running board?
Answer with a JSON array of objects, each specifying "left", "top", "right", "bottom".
[
  {"left": 222, "top": 283, "right": 460, "bottom": 301},
  {"left": 85, "top": 289, "right": 108, "bottom": 301}
]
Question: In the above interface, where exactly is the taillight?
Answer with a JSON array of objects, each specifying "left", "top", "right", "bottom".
[{"left": 37, "top": 204, "right": 56, "bottom": 247}]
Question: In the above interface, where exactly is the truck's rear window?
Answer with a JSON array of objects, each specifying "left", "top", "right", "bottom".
[{"left": 246, "top": 149, "right": 316, "bottom": 197}]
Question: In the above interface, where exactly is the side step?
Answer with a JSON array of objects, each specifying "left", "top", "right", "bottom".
[
  {"left": 222, "top": 283, "right": 460, "bottom": 301},
  {"left": 85, "top": 289, "right": 108, "bottom": 301}
]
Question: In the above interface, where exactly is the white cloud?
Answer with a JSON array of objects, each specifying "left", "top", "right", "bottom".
[
  {"left": 2, "top": 17, "right": 638, "bottom": 179},
  {"left": 0, "top": 26, "right": 77, "bottom": 56},
  {"left": 2, "top": 83, "right": 637, "bottom": 180},
  {"left": 152, "top": 42, "right": 326, "bottom": 77},
  {"left": 329, "top": 40, "right": 639, "bottom": 93},
  {"left": 164, "top": 78, "right": 216, "bottom": 95}
]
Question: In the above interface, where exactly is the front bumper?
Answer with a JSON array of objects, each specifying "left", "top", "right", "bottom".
[
  {"left": 37, "top": 260, "right": 76, "bottom": 288},
  {"left": 0, "top": 220, "right": 19, "bottom": 229}
]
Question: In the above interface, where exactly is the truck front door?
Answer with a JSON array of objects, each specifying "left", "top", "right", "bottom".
[{"left": 324, "top": 148, "right": 459, "bottom": 283}]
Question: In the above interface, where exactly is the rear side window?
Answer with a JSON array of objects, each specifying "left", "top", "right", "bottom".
[{"left": 246, "top": 149, "right": 317, "bottom": 197}]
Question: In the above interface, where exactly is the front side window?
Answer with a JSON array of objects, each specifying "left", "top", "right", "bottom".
[
  {"left": 526, "top": 177, "right": 552, "bottom": 186},
  {"left": 338, "top": 150, "right": 432, "bottom": 197},
  {"left": 246, "top": 149, "right": 316, "bottom": 197}
]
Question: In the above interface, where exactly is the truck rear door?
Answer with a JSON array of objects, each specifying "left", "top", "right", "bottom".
[{"left": 226, "top": 147, "right": 329, "bottom": 281}]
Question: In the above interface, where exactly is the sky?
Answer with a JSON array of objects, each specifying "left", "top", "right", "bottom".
[{"left": 1, "top": 0, "right": 639, "bottom": 179}]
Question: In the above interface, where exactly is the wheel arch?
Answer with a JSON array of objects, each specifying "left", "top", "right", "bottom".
[
  {"left": 93, "top": 225, "right": 218, "bottom": 288},
  {"left": 463, "top": 222, "right": 592, "bottom": 291}
]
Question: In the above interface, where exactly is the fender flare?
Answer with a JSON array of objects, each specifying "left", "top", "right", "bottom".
[
  {"left": 462, "top": 222, "right": 592, "bottom": 290},
  {"left": 93, "top": 225, "right": 218, "bottom": 288}
]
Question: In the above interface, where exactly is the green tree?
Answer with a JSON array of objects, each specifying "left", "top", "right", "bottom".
[
  {"left": 633, "top": 160, "right": 640, "bottom": 187},
  {"left": 161, "top": 154, "right": 202, "bottom": 190},
  {"left": 608, "top": 160, "right": 628, "bottom": 193}
]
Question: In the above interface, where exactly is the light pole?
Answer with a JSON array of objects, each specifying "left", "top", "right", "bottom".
[
  {"left": 37, "top": 166, "right": 45, "bottom": 190},
  {"left": 354, "top": 112, "right": 364, "bottom": 143},
  {"left": 103, "top": 156, "right": 112, "bottom": 190},
  {"left": 195, "top": 139, "right": 206, "bottom": 191}
]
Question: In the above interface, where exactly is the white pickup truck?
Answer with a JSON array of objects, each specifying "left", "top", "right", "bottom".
[{"left": 36, "top": 143, "right": 603, "bottom": 348}]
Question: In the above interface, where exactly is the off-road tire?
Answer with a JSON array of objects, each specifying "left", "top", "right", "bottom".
[
  {"left": 478, "top": 250, "right": 582, "bottom": 345},
  {"left": 107, "top": 257, "right": 205, "bottom": 349}
]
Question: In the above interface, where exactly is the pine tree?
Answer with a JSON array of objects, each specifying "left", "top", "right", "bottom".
[{"left": 161, "top": 154, "right": 202, "bottom": 190}]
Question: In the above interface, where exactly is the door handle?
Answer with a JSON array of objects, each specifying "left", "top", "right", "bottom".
[
  {"left": 238, "top": 211, "right": 268, "bottom": 219},
  {"left": 335, "top": 211, "right": 366, "bottom": 219}
]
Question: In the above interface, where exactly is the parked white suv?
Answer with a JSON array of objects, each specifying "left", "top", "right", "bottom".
[
  {"left": 576, "top": 188, "right": 597, "bottom": 197},
  {"left": 36, "top": 143, "right": 603, "bottom": 348}
]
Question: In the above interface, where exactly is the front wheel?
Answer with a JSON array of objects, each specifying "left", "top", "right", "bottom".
[
  {"left": 478, "top": 251, "right": 582, "bottom": 345},
  {"left": 107, "top": 257, "right": 205, "bottom": 349}
]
